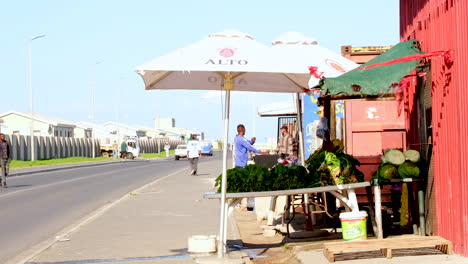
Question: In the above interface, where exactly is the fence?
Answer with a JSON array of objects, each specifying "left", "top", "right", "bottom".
[
  {"left": 3, "top": 134, "right": 185, "bottom": 161},
  {"left": 136, "top": 138, "right": 185, "bottom": 154}
]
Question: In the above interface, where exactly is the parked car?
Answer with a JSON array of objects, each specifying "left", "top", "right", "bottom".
[
  {"left": 174, "top": 144, "right": 187, "bottom": 160},
  {"left": 201, "top": 142, "right": 213, "bottom": 156}
]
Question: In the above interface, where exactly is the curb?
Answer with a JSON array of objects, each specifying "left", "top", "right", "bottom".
[
  {"left": 9, "top": 158, "right": 160, "bottom": 177},
  {"left": 9, "top": 160, "right": 126, "bottom": 177}
]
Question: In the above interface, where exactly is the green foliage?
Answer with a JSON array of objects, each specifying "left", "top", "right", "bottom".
[
  {"left": 215, "top": 164, "right": 320, "bottom": 193},
  {"left": 375, "top": 163, "right": 399, "bottom": 180},
  {"left": 398, "top": 161, "right": 420, "bottom": 178},
  {"left": 305, "top": 141, "right": 364, "bottom": 186}
]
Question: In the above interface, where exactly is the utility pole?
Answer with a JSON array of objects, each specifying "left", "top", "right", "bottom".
[
  {"left": 29, "top": 34, "right": 46, "bottom": 161},
  {"left": 91, "top": 61, "right": 103, "bottom": 158}
]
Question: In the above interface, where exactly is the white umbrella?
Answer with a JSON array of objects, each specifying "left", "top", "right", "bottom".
[
  {"left": 135, "top": 30, "right": 307, "bottom": 258},
  {"left": 269, "top": 31, "right": 358, "bottom": 88},
  {"left": 136, "top": 30, "right": 304, "bottom": 93}
]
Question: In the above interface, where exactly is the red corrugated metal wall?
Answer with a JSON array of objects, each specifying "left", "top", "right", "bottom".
[{"left": 400, "top": 0, "right": 468, "bottom": 256}]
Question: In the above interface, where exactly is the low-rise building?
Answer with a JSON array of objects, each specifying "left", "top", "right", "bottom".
[{"left": 0, "top": 111, "right": 76, "bottom": 137}]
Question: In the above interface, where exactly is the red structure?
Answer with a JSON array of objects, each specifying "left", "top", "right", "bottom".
[{"left": 400, "top": 0, "right": 468, "bottom": 256}]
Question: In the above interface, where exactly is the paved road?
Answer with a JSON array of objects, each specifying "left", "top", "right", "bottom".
[{"left": 0, "top": 154, "right": 221, "bottom": 264}]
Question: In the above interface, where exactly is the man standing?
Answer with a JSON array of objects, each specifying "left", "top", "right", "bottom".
[
  {"left": 187, "top": 135, "right": 201, "bottom": 175},
  {"left": 234, "top": 124, "right": 267, "bottom": 168},
  {"left": 120, "top": 140, "right": 128, "bottom": 159},
  {"left": 277, "top": 125, "right": 293, "bottom": 158},
  {"left": 164, "top": 142, "right": 171, "bottom": 157},
  {"left": 112, "top": 141, "right": 119, "bottom": 160},
  {"left": 0, "top": 133, "right": 11, "bottom": 188}
]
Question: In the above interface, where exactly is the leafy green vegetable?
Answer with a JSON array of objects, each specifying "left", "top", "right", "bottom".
[
  {"left": 376, "top": 163, "right": 399, "bottom": 180},
  {"left": 404, "top": 149, "right": 420, "bottom": 163},
  {"left": 398, "top": 162, "right": 420, "bottom": 178},
  {"left": 383, "top": 149, "right": 406, "bottom": 165}
]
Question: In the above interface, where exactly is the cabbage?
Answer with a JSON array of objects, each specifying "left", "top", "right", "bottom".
[
  {"left": 398, "top": 162, "right": 420, "bottom": 178},
  {"left": 383, "top": 149, "right": 406, "bottom": 165},
  {"left": 404, "top": 149, "right": 420, "bottom": 163},
  {"left": 377, "top": 164, "right": 399, "bottom": 180}
]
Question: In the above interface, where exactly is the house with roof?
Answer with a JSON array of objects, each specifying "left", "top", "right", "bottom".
[{"left": 0, "top": 111, "right": 78, "bottom": 137}]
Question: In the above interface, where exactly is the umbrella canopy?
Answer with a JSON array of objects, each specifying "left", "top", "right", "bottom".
[
  {"left": 257, "top": 101, "right": 297, "bottom": 117},
  {"left": 315, "top": 40, "right": 423, "bottom": 96},
  {"left": 135, "top": 30, "right": 303, "bottom": 93},
  {"left": 268, "top": 32, "right": 358, "bottom": 88}
]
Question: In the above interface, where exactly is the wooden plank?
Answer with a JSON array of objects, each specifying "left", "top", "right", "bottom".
[
  {"left": 323, "top": 247, "right": 335, "bottom": 263},
  {"left": 204, "top": 182, "right": 370, "bottom": 199},
  {"left": 381, "top": 248, "right": 392, "bottom": 259},
  {"left": 324, "top": 236, "right": 453, "bottom": 256}
]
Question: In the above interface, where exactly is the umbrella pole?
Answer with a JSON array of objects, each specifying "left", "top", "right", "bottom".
[
  {"left": 296, "top": 92, "right": 313, "bottom": 229},
  {"left": 218, "top": 89, "right": 231, "bottom": 258},
  {"left": 296, "top": 93, "right": 305, "bottom": 165}
]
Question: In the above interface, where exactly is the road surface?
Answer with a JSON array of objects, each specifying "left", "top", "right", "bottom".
[{"left": 0, "top": 155, "right": 220, "bottom": 264}]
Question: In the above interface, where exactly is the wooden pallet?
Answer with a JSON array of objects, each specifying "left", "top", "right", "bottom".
[{"left": 323, "top": 236, "right": 453, "bottom": 262}]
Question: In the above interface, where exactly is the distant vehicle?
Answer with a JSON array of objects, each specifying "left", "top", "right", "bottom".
[
  {"left": 201, "top": 142, "right": 213, "bottom": 156},
  {"left": 100, "top": 144, "right": 114, "bottom": 158},
  {"left": 174, "top": 144, "right": 187, "bottom": 160},
  {"left": 126, "top": 139, "right": 140, "bottom": 159},
  {"left": 101, "top": 139, "right": 140, "bottom": 159}
]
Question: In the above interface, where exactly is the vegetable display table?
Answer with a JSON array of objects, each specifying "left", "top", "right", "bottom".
[
  {"left": 368, "top": 178, "right": 425, "bottom": 239},
  {"left": 204, "top": 182, "right": 371, "bottom": 237}
]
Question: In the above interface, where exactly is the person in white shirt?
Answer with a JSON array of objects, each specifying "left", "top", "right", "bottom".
[
  {"left": 187, "top": 135, "right": 202, "bottom": 175},
  {"left": 164, "top": 142, "right": 171, "bottom": 157}
]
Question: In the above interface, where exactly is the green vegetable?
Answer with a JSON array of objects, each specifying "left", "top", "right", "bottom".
[
  {"left": 377, "top": 163, "right": 399, "bottom": 180},
  {"left": 215, "top": 164, "right": 320, "bottom": 193},
  {"left": 383, "top": 149, "right": 406, "bottom": 165},
  {"left": 398, "top": 162, "right": 420, "bottom": 178},
  {"left": 404, "top": 149, "right": 420, "bottom": 163}
]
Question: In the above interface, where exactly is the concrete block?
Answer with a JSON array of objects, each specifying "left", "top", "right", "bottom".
[{"left": 263, "top": 229, "right": 277, "bottom": 237}]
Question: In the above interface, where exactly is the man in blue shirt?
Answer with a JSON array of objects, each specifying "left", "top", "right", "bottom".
[{"left": 234, "top": 124, "right": 267, "bottom": 168}]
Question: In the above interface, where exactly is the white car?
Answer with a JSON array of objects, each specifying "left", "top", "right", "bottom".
[{"left": 174, "top": 144, "right": 187, "bottom": 160}]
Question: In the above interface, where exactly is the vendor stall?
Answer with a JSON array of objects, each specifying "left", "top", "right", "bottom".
[
  {"left": 312, "top": 40, "right": 452, "bottom": 240},
  {"left": 135, "top": 30, "right": 359, "bottom": 257}
]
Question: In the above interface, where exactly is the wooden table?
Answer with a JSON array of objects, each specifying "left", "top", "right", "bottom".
[{"left": 204, "top": 182, "right": 371, "bottom": 234}]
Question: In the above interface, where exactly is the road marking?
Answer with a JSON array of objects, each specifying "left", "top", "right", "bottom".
[
  {"left": 0, "top": 162, "right": 156, "bottom": 199},
  {"left": 10, "top": 166, "right": 189, "bottom": 264}
]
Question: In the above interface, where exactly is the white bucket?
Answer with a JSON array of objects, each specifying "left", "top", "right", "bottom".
[
  {"left": 187, "top": 235, "right": 217, "bottom": 253},
  {"left": 339, "top": 211, "right": 368, "bottom": 241}
]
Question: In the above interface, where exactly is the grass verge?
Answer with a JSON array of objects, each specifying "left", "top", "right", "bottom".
[
  {"left": 140, "top": 150, "right": 175, "bottom": 159},
  {"left": 10, "top": 157, "right": 114, "bottom": 170}
]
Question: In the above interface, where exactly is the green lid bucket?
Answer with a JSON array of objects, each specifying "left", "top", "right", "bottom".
[{"left": 339, "top": 211, "right": 368, "bottom": 241}]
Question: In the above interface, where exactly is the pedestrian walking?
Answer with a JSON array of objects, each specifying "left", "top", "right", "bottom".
[
  {"left": 164, "top": 142, "right": 170, "bottom": 157},
  {"left": 0, "top": 133, "right": 11, "bottom": 188},
  {"left": 234, "top": 124, "right": 268, "bottom": 168},
  {"left": 112, "top": 141, "right": 119, "bottom": 159},
  {"left": 277, "top": 125, "right": 293, "bottom": 158},
  {"left": 187, "top": 135, "right": 201, "bottom": 175},
  {"left": 120, "top": 140, "right": 128, "bottom": 159}
]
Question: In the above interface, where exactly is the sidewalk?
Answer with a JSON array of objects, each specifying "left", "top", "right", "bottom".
[
  {"left": 25, "top": 158, "right": 244, "bottom": 264},
  {"left": 231, "top": 209, "right": 468, "bottom": 264}
]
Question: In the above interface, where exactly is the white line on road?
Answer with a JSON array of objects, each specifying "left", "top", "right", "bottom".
[{"left": 0, "top": 162, "right": 155, "bottom": 200}]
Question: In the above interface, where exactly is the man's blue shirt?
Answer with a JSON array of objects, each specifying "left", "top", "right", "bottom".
[{"left": 234, "top": 135, "right": 259, "bottom": 168}]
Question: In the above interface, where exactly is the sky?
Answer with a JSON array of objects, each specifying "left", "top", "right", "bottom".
[{"left": 0, "top": 0, "right": 399, "bottom": 141}]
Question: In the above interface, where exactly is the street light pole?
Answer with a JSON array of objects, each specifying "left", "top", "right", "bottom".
[
  {"left": 29, "top": 34, "right": 45, "bottom": 161},
  {"left": 91, "top": 61, "right": 103, "bottom": 158}
]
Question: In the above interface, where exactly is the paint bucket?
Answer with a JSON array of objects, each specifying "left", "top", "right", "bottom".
[{"left": 339, "top": 211, "right": 368, "bottom": 241}]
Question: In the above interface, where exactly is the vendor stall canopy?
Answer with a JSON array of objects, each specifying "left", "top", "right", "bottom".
[{"left": 315, "top": 40, "right": 422, "bottom": 96}]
